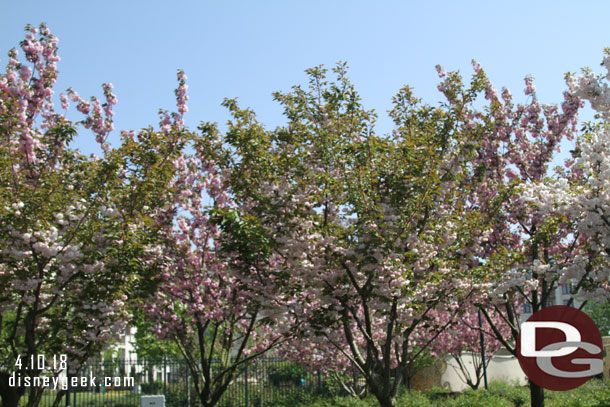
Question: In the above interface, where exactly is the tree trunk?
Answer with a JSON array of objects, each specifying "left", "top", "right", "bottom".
[
  {"left": 25, "top": 386, "right": 44, "bottom": 407},
  {"left": 0, "top": 391, "right": 19, "bottom": 407},
  {"left": 0, "top": 393, "right": 19, "bottom": 407},
  {"left": 402, "top": 368, "right": 412, "bottom": 391},
  {"left": 0, "top": 372, "right": 24, "bottom": 407},
  {"left": 529, "top": 380, "right": 544, "bottom": 407},
  {"left": 51, "top": 390, "right": 67, "bottom": 407},
  {"left": 368, "top": 380, "right": 397, "bottom": 407}
]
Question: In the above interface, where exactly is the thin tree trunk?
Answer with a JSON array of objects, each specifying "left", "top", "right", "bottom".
[
  {"left": 0, "top": 393, "right": 19, "bottom": 407},
  {"left": 51, "top": 390, "right": 67, "bottom": 407},
  {"left": 0, "top": 391, "right": 19, "bottom": 407},
  {"left": 25, "top": 386, "right": 44, "bottom": 407},
  {"left": 529, "top": 380, "right": 544, "bottom": 407},
  {"left": 0, "top": 372, "right": 23, "bottom": 407}
]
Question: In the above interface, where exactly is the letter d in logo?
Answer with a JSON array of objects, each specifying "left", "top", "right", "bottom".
[{"left": 521, "top": 322, "right": 581, "bottom": 357}]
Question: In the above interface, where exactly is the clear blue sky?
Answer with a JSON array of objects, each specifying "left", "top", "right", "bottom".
[{"left": 2, "top": 1, "right": 609, "bottom": 153}]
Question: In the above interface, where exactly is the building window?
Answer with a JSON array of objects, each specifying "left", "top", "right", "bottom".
[
  {"left": 562, "top": 284, "right": 572, "bottom": 294},
  {"left": 522, "top": 303, "right": 532, "bottom": 313},
  {"left": 545, "top": 299, "right": 554, "bottom": 307},
  {"left": 563, "top": 299, "right": 571, "bottom": 306}
]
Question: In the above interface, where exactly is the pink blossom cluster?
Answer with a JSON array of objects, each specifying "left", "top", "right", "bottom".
[
  {"left": 0, "top": 24, "right": 61, "bottom": 166},
  {"left": 64, "top": 82, "right": 117, "bottom": 152},
  {"left": 158, "top": 70, "right": 188, "bottom": 133}
]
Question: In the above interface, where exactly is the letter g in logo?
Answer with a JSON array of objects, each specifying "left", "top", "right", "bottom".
[{"left": 517, "top": 306, "right": 603, "bottom": 391}]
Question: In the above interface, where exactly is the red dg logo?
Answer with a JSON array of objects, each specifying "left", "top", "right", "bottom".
[{"left": 517, "top": 305, "right": 603, "bottom": 391}]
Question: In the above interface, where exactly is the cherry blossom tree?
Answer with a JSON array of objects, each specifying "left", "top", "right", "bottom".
[
  {"left": 446, "top": 62, "right": 583, "bottom": 407},
  {"left": 0, "top": 24, "right": 187, "bottom": 407},
  {"left": 511, "top": 52, "right": 610, "bottom": 406},
  {"left": 143, "top": 130, "right": 293, "bottom": 407},
  {"left": 208, "top": 63, "right": 514, "bottom": 407},
  {"left": 229, "top": 61, "right": 581, "bottom": 407}
]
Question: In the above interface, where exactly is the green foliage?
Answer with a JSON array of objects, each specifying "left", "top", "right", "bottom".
[
  {"left": 487, "top": 381, "right": 528, "bottom": 407},
  {"left": 277, "top": 379, "right": 610, "bottom": 407},
  {"left": 209, "top": 207, "right": 271, "bottom": 266},
  {"left": 583, "top": 301, "right": 610, "bottom": 336},
  {"left": 267, "top": 363, "right": 308, "bottom": 387},
  {"left": 441, "top": 389, "right": 513, "bottom": 407},
  {"left": 544, "top": 379, "right": 610, "bottom": 407},
  {"left": 131, "top": 319, "right": 182, "bottom": 360},
  {"left": 138, "top": 380, "right": 164, "bottom": 393},
  {"left": 23, "top": 390, "right": 142, "bottom": 407},
  {"left": 20, "top": 377, "right": 610, "bottom": 407},
  {"left": 296, "top": 395, "right": 379, "bottom": 407},
  {"left": 215, "top": 385, "right": 320, "bottom": 407}
]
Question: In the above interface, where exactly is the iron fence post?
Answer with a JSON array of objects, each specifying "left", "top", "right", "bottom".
[
  {"left": 478, "top": 309, "right": 489, "bottom": 390},
  {"left": 245, "top": 364, "right": 249, "bottom": 407},
  {"left": 163, "top": 356, "right": 167, "bottom": 399},
  {"left": 65, "top": 371, "right": 70, "bottom": 407},
  {"left": 186, "top": 360, "right": 190, "bottom": 407}
]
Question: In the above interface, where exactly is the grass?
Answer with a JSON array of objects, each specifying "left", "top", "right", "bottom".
[
  {"left": 289, "top": 379, "right": 610, "bottom": 407},
  {"left": 17, "top": 378, "right": 610, "bottom": 406},
  {"left": 21, "top": 389, "right": 189, "bottom": 407}
]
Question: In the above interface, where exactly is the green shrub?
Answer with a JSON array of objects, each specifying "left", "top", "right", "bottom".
[
  {"left": 396, "top": 390, "right": 435, "bottom": 407},
  {"left": 442, "top": 388, "right": 513, "bottom": 407},
  {"left": 293, "top": 395, "right": 377, "bottom": 407},
  {"left": 488, "top": 380, "right": 528, "bottom": 407},
  {"left": 25, "top": 376, "right": 610, "bottom": 407},
  {"left": 139, "top": 380, "right": 163, "bottom": 393},
  {"left": 216, "top": 384, "right": 318, "bottom": 407},
  {"left": 545, "top": 378, "right": 610, "bottom": 407},
  {"left": 268, "top": 363, "right": 309, "bottom": 387}
]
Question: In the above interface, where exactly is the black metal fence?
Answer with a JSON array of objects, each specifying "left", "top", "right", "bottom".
[{"left": 20, "top": 357, "right": 335, "bottom": 407}]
